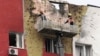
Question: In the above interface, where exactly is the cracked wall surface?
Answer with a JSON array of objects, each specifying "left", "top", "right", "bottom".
[
  {"left": 24, "top": 0, "right": 44, "bottom": 56},
  {"left": 24, "top": 0, "right": 87, "bottom": 56},
  {"left": 69, "top": 4, "right": 87, "bottom": 32}
]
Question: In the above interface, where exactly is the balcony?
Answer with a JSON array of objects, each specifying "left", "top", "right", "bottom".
[
  {"left": 36, "top": 18, "right": 78, "bottom": 37},
  {"left": 49, "top": 0, "right": 68, "bottom": 4}
]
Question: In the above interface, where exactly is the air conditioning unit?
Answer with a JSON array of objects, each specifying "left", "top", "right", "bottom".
[{"left": 9, "top": 48, "right": 18, "bottom": 55}]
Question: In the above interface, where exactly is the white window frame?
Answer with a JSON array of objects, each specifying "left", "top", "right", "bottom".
[
  {"left": 9, "top": 33, "right": 24, "bottom": 49},
  {"left": 75, "top": 43, "right": 93, "bottom": 56}
]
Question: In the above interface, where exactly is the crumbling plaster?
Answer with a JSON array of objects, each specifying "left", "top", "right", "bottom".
[{"left": 24, "top": 0, "right": 87, "bottom": 56}]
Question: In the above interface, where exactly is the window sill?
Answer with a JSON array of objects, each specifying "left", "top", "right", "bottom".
[{"left": 9, "top": 46, "right": 25, "bottom": 50}]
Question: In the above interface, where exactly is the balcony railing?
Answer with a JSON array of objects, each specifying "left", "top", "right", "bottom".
[{"left": 36, "top": 17, "right": 78, "bottom": 37}]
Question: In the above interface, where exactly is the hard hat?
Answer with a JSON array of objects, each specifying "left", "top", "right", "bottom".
[{"left": 68, "top": 13, "right": 72, "bottom": 16}]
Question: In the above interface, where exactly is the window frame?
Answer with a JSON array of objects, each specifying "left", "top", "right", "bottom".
[
  {"left": 9, "top": 32, "right": 24, "bottom": 49},
  {"left": 50, "top": 1, "right": 66, "bottom": 15},
  {"left": 75, "top": 43, "right": 92, "bottom": 56},
  {"left": 45, "top": 38, "right": 58, "bottom": 54}
]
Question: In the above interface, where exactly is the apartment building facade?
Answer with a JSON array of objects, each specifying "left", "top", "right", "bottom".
[
  {"left": 24, "top": 0, "right": 86, "bottom": 56},
  {"left": 0, "top": 0, "right": 27, "bottom": 56},
  {"left": 73, "top": 5, "right": 100, "bottom": 56},
  {"left": 0, "top": 0, "right": 87, "bottom": 56}
]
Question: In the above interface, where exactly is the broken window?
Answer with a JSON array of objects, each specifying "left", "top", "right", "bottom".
[
  {"left": 75, "top": 44, "right": 92, "bottom": 56},
  {"left": 45, "top": 38, "right": 57, "bottom": 53},
  {"left": 9, "top": 32, "right": 24, "bottom": 48}
]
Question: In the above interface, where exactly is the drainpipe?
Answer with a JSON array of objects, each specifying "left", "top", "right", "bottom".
[{"left": 56, "top": 32, "right": 64, "bottom": 56}]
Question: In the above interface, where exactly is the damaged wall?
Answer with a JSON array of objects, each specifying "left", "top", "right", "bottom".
[
  {"left": 24, "top": 0, "right": 87, "bottom": 56},
  {"left": 68, "top": 4, "right": 87, "bottom": 56},
  {"left": 62, "top": 37, "right": 73, "bottom": 55},
  {"left": 62, "top": 4, "right": 87, "bottom": 56},
  {"left": 24, "top": 0, "right": 44, "bottom": 56},
  {"left": 69, "top": 4, "right": 87, "bottom": 32}
]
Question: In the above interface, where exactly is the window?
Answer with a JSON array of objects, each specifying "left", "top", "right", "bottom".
[
  {"left": 86, "top": 46, "right": 91, "bottom": 56},
  {"left": 51, "top": 3, "right": 65, "bottom": 15},
  {"left": 52, "top": 3, "right": 60, "bottom": 10},
  {"left": 9, "top": 33, "right": 17, "bottom": 47},
  {"left": 9, "top": 55, "right": 17, "bottom": 56},
  {"left": 76, "top": 45, "right": 84, "bottom": 56},
  {"left": 45, "top": 38, "right": 57, "bottom": 53},
  {"left": 9, "top": 32, "right": 24, "bottom": 48},
  {"left": 75, "top": 44, "right": 92, "bottom": 56}
]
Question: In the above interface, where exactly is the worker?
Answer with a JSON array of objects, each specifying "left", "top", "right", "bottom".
[{"left": 65, "top": 13, "right": 74, "bottom": 25}]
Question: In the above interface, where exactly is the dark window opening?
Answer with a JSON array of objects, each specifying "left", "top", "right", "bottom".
[
  {"left": 9, "top": 33, "right": 16, "bottom": 47},
  {"left": 45, "top": 38, "right": 57, "bottom": 53},
  {"left": 45, "top": 39, "right": 50, "bottom": 52},
  {"left": 53, "top": 40, "right": 57, "bottom": 53},
  {"left": 9, "top": 55, "right": 17, "bottom": 56}
]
